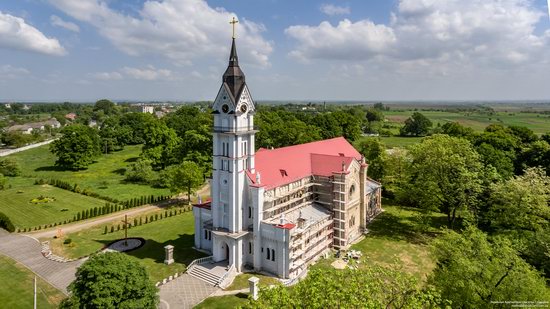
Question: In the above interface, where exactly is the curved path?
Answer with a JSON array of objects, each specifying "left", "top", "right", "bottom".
[{"left": 0, "top": 229, "right": 83, "bottom": 294}]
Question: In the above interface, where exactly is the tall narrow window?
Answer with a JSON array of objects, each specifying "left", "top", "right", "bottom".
[
  {"left": 248, "top": 207, "right": 252, "bottom": 218},
  {"left": 267, "top": 247, "right": 270, "bottom": 260},
  {"left": 204, "top": 230, "right": 208, "bottom": 239},
  {"left": 271, "top": 249, "right": 275, "bottom": 261},
  {"left": 249, "top": 242, "right": 252, "bottom": 254}
]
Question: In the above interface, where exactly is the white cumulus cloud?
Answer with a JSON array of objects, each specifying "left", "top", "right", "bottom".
[
  {"left": 320, "top": 4, "right": 351, "bottom": 16},
  {"left": 0, "top": 11, "right": 66, "bottom": 56},
  {"left": 286, "top": 19, "right": 396, "bottom": 61},
  {"left": 50, "top": 15, "right": 80, "bottom": 32},
  {"left": 48, "top": 0, "right": 273, "bottom": 67},
  {"left": 287, "top": 0, "right": 549, "bottom": 68}
]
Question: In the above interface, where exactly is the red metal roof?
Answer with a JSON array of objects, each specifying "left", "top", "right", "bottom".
[
  {"left": 247, "top": 137, "right": 362, "bottom": 189},
  {"left": 193, "top": 198, "right": 212, "bottom": 210}
]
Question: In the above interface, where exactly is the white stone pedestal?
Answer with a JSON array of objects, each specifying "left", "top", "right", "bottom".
[
  {"left": 249, "top": 276, "right": 259, "bottom": 300},
  {"left": 164, "top": 245, "right": 174, "bottom": 265}
]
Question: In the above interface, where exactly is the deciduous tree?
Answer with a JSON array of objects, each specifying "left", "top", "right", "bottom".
[
  {"left": 50, "top": 124, "right": 101, "bottom": 170},
  {"left": 430, "top": 227, "right": 550, "bottom": 308},
  {"left": 406, "top": 135, "right": 483, "bottom": 227},
  {"left": 400, "top": 112, "right": 432, "bottom": 136},
  {"left": 61, "top": 252, "right": 158, "bottom": 308},
  {"left": 164, "top": 161, "right": 203, "bottom": 202}
]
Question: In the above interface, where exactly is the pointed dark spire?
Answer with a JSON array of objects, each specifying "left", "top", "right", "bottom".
[
  {"left": 229, "top": 38, "right": 239, "bottom": 65},
  {"left": 223, "top": 38, "right": 246, "bottom": 101}
]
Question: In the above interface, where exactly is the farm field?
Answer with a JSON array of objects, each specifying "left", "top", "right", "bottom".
[
  {"left": 45, "top": 209, "right": 203, "bottom": 283},
  {"left": 0, "top": 177, "right": 106, "bottom": 229},
  {"left": 379, "top": 136, "right": 423, "bottom": 148},
  {"left": 0, "top": 255, "right": 65, "bottom": 309},
  {"left": 384, "top": 110, "right": 550, "bottom": 134},
  {"left": 7, "top": 144, "right": 171, "bottom": 201}
]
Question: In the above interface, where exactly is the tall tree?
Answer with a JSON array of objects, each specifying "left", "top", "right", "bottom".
[
  {"left": 141, "top": 120, "right": 180, "bottom": 169},
  {"left": 486, "top": 167, "right": 550, "bottom": 234},
  {"left": 430, "top": 227, "right": 550, "bottom": 308},
  {"left": 400, "top": 112, "right": 433, "bottom": 136},
  {"left": 355, "top": 138, "right": 386, "bottom": 181},
  {"left": 50, "top": 124, "right": 101, "bottom": 170},
  {"left": 61, "top": 252, "right": 158, "bottom": 308},
  {"left": 164, "top": 161, "right": 203, "bottom": 202},
  {"left": 93, "top": 99, "right": 118, "bottom": 116},
  {"left": 406, "top": 135, "right": 483, "bottom": 227}
]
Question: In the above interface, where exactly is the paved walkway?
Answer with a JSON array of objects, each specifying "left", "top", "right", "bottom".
[
  {"left": 0, "top": 229, "right": 82, "bottom": 294},
  {"left": 0, "top": 229, "right": 219, "bottom": 307},
  {"left": 0, "top": 138, "right": 58, "bottom": 157},
  {"left": 158, "top": 274, "right": 218, "bottom": 309}
]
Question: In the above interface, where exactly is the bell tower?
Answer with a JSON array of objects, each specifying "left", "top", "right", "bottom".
[{"left": 211, "top": 36, "right": 256, "bottom": 236}]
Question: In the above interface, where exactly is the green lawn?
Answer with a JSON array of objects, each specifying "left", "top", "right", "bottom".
[
  {"left": 350, "top": 204, "right": 446, "bottom": 282},
  {"left": 46, "top": 210, "right": 204, "bottom": 283},
  {"left": 226, "top": 272, "right": 280, "bottom": 291},
  {"left": 0, "top": 178, "right": 106, "bottom": 229},
  {"left": 0, "top": 255, "right": 66, "bottom": 308},
  {"left": 385, "top": 110, "right": 550, "bottom": 134},
  {"left": 194, "top": 293, "right": 249, "bottom": 309},
  {"left": 8, "top": 144, "right": 171, "bottom": 201}
]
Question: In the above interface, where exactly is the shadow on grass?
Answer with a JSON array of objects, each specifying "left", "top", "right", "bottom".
[
  {"left": 112, "top": 168, "right": 126, "bottom": 175},
  {"left": 93, "top": 233, "right": 204, "bottom": 266},
  {"left": 124, "top": 157, "right": 139, "bottom": 163},
  {"left": 235, "top": 293, "right": 248, "bottom": 299},
  {"left": 35, "top": 165, "right": 68, "bottom": 172},
  {"left": 368, "top": 207, "right": 447, "bottom": 245}
]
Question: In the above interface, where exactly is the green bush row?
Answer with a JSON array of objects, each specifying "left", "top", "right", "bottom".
[
  {"left": 103, "top": 206, "right": 193, "bottom": 234},
  {"left": 35, "top": 178, "right": 122, "bottom": 204}
]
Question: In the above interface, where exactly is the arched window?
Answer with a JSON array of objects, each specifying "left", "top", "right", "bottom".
[{"left": 349, "top": 184, "right": 356, "bottom": 198}]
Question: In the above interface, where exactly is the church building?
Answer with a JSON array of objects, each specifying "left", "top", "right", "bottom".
[{"left": 193, "top": 37, "right": 382, "bottom": 280}]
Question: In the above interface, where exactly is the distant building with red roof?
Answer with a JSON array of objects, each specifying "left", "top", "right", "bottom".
[{"left": 192, "top": 38, "right": 382, "bottom": 284}]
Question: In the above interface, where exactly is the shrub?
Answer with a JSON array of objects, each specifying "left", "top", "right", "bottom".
[
  {"left": 104, "top": 226, "right": 108, "bottom": 234},
  {"left": 0, "top": 212, "right": 15, "bottom": 232},
  {"left": 0, "top": 157, "right": 21, "bottom": 176},
  {"left": 110, "top": 226, "right": 114, "bottom": 233},
  {"left": 64, "top": 238, "right": 72, "bottom": 245}
]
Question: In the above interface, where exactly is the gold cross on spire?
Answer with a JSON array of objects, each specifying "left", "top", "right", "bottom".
[{"left": 230, "top": 17, "right": 239, "bottom": 39}]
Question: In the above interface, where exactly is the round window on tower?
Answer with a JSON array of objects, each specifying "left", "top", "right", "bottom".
[
  {"left": 222, "top": 104, "right": 229, "bottom": 113},
  {"left": 240, "top": 104, "right": 248, "bottom": 113}
]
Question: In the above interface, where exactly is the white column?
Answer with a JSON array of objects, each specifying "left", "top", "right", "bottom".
[{"left": 252, "top": 185, "right": 264, "bottom": 272}]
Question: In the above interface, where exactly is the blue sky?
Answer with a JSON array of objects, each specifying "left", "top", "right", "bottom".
[{"left": 1, "top": 0, "right": 550, "bottom": 102}]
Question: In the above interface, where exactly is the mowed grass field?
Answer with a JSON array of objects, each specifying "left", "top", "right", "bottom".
[
  {"left": 385, "top": 110, "right": 550, "bottom": 134},
  {"left": 0, "top": 255, "right": 65, "bottom": 308},
  {"left": 7, "top": 144, "right": 171, "bottom": 201},
  {"left": 0, "top": 178, "right": 106, "bottom": 229},
  {"left": 46, "top": 210, "right": 204, "bottom": 283}
]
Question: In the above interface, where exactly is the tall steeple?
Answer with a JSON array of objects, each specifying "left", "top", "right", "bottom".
[{"left": 223, "top": 38, "right": 246, "bottom": 101}]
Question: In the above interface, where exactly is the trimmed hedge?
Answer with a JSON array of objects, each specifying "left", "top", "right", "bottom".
[{"left": 0, "top": 212, "right": 15, "bottom": 232}]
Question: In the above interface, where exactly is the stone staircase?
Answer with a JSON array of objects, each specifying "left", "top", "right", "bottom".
[{"left": 187, "top": 264, "right": 224, "bottom": 286}]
